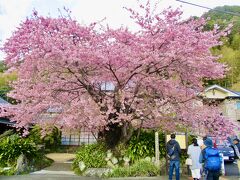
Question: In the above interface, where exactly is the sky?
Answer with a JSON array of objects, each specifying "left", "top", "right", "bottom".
[{"left": 0, "top": 0, "right": 240, "bottom": 60}]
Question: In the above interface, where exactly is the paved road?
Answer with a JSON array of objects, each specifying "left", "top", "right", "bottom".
[
  {"left": 225, "top": 161, "right": 239, "bottom": 176},
  {"left": 0, "top": 174, "right": 100, "bottom": 180},
  {"left": 45, "top": 153, "right": 76, "bottom": 163},
  {"left": 0, "top": 161, "right": 238, "bottom": 180},
  {"left": 0, "top": 175, "right": 238, "bottom": 180}
]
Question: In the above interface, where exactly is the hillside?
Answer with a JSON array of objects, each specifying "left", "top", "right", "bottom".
[{"left": 203, "top": 6, "right": 240, "bottom": 90}]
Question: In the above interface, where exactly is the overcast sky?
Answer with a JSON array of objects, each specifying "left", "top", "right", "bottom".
[{"left": 0, "top": 0, "right": 240, "bottom": 60}]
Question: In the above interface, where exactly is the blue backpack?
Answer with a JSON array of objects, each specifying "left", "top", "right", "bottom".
[{"left": 204, "top": 147, "right": 221, "bottom": 171}]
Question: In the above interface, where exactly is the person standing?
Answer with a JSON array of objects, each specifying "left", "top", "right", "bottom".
[
  {"left": 199, "top": 137, "right": 221, "bottom": 180},
  {"left": 167, "top": 134, "right": 181, "bottom": 180},
  {"left": 187, "top": 138, "right": 202, "bottom": 180},
  {"left": 231, "top": 138, "right": 240, "bottom": 175}
]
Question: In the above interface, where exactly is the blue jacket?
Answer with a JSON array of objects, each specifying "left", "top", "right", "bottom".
[{"left": 199, "top": 137, "right": 213, "bottom": 164}]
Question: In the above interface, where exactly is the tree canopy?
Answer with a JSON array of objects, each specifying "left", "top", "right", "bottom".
[
  {"left": 204, "top": 6, "right": 240, "bottom": 90},
  {"left": 1, "top": 2, "right": 238, "bottom": 142},
  {"left": 0, "top": 61, "right": 17, "bottom": 103}
]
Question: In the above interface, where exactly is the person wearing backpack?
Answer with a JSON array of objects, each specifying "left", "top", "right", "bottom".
[
  {"left": 166, "top": 134, "right": 181, "bottom": 180},
  {"left": 199, "top": 137, "right": 222, "bottom": 180}
]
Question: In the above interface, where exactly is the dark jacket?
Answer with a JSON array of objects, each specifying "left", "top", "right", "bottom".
[
  {"left": 236, "top": 143, "right": 240, "bottom": 153},
  {"left": 232, "top": 143, "right": 240, "bottom": 159},
  {"left": 166, "top": 139, "right": 181, "bottom": 161},
  {"left": 199, "top": 147, "right": 207, "bottom": 164}
]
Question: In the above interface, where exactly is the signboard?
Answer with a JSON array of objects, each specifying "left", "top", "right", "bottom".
[{"left": 166, "top": 134, "right": 187, "bottom": 149}]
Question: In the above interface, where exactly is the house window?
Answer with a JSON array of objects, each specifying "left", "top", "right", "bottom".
[
  {"left": 237, "top": 102, "right": 240, "bottom": 109},
  {"left": 61, "top": 128, "right": 97, "bottom": 146},
  {"left": 79, "top": 128, "right": 97, "bottom": 145},
  {"left": 61, "top": 135, "right": 71, "bottom": 145},
  {"left": 100, "top": 82, "right": 115, "bottom": 91}
]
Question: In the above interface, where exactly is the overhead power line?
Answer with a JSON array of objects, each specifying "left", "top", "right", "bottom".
[{"left": 175, "top": 0, "right": 240, "bottom": 17}]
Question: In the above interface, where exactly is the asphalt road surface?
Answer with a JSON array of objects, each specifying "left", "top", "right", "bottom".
[
  {"left": 0, "top": 162, "right": 238, "bottom": 180},
  {"left": 0, "top": 175, "right": 101, "bottom": 180},
  {"left": 225, "top": 161, "right": 239, "bottom": 176}
]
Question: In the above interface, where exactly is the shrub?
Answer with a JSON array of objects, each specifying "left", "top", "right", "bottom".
[
  {"left": 0, "top": 167, "right": 16, "bottom": 176},
  {"left": 106, "top": 159, "right": 159, "bottom": 177},
  {"left": 107, "top": 167, "right": 129, "bottom": 177},
  {"left": 126, "top": 130, "right": 166, "bottom": 162},
  {"left": 0, "top": 132, "right": 54, "bottom": 175},
  {"left": 126, "top": 130, "right": 197, "bottom": 166},
  {"left": 0, "top": 134, "right": 38, "bottom": 167},
  {"left": 0, "top": 154, "right": 53, "bottom": 176},
  {"left": 0, "top": 130, "right": 14, "bottom": 140},
  {"left": 72, "top": 143, "right": 107, "bottom": 174},
  {"left": 126, "top": 130, "right": 155, "bottom": 162},
  {"left": 130, "top": 159, "right": 159, "bottom": 176},
  {"left": 27, "top": 125, "right": 61, "bottom": 152}
]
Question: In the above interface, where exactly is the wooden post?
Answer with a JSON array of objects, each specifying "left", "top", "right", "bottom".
[
  {"left": 155, "top": 131, "right": 160, "bottom": 166},
  {"left": 165, "top": 132, "right": 168, "bottom": 175}
]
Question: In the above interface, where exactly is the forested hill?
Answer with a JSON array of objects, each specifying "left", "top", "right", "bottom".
[
  {"left": 203, "top": 5, "right": 240, "bottom": 34},
  {"left": 203, "top": 6, "right": 240, "bottom": 90}
]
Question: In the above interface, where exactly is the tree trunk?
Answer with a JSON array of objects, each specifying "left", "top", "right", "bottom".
[{"left": 98, "top": 122, "right": 133, "bottom": 149}]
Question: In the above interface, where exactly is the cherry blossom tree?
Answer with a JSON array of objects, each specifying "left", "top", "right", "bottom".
[{"left": 1, "top": 2, "right": 238, "bottom": 146}]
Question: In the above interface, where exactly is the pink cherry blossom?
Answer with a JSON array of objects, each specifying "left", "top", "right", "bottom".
[{"left": 1, "top": 1, "right": 238, "bottom": 140}]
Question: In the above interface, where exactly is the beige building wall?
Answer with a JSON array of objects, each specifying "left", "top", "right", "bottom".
[
  {"left": 204, "top": 88, "right": 235, "bottom": 99},
  {"left": 222, "top": 99, "right": 240, "bottom": 122},
  {"left": 203, "top": 86, "right": 240, "bottom": 122},
  {"left": 199, "top": 85, "right": 240, "bottom": 136}
]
